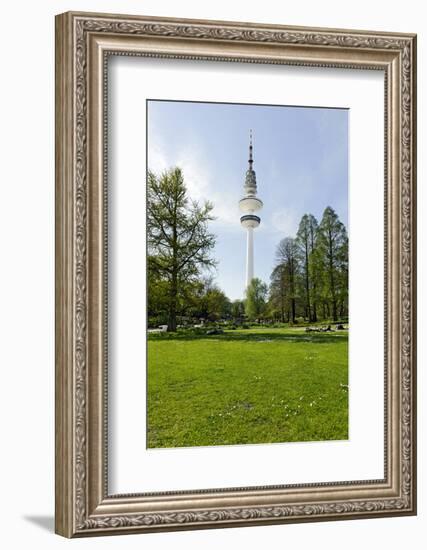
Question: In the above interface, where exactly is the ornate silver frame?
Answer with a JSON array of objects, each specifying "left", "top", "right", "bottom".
[{"left": 55, "top": 11, "right": 417, "bottom": 537}]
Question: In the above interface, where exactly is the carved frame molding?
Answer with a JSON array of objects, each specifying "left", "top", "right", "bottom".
[{"left": 55, "top": 11, "right": 416, "bottom": 537}]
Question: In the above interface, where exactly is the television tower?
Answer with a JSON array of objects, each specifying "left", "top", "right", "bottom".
[{"left": 239, "top": 131, "right": 263, "bottom": 290}]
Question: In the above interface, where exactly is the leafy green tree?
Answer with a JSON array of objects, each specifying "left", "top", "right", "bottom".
[
  {"left": 296, "top": 214, "right": 319, "bottom": 321},
  {"left": 147, "top": 262, "right": 170, "bottom": 326},
  {"left": 335, "top": 229, "right": 349, "bottom": 319},
  {"left": 206, "top": 288, "right": 231, "bottom": 320},
  {"left": 269, "top": 264, "right": 287, "bottom": 322},
  {"left": 316, "top": 206, "right": 348, "bottom": 321},
  {"left": 307, "top": 215, "right": 321, "bottom": 322},
  {"left": 245, "top": 277, "right": 268, "bottom": 320},
  {"left": 199, "top": 278, "right": 231, "bottom": 321},
  {"left": 231, "top": 299, "right": 245, "bottom": 320},
  {"left": 147, "top": 168, "right": 216, "bottom": 331},
  {"left": 275, "top": 237, "right": 299, "bottom": 323}
]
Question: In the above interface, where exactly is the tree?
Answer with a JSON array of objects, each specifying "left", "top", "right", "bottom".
[
  {"left": 269, "top": 264, "right": 287, "bottom": 322},
  {"left": 147, "top": 262, "right": 170, "bottom": 326},
  {"left": 206, "top": 287, "right": 231, "bottom": 321},
  {"left": 316, "top": 206, "right": 348, "bottom": 321},
  {"left": 307, "top": 215, "right": 320, "bottom": 322},
  {"left": 147, "top": 167, "right": 216, "bottom": 331},
  {"left": 245, "top": 278, "right": 268, "bottom": 320},
  {"left": 195, "top": 277, "right": 231, "bottom": 321},
  {"left": 275, "top": 237, "right": 299, "bottom": 323},
  {"left": 231, "top": 299, "right": 245, "bottom": 320},
  {"left": 296, "top": 214, "right": 319, "bottom": 321}
]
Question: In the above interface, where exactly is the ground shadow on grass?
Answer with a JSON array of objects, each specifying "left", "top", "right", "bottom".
[{"left": 148, "top": 330, "right": 348, "bottom": 344}]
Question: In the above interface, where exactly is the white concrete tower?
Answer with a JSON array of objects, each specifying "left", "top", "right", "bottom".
[{"left": 239, "top": 131, "right": 263, "bottom": 290}]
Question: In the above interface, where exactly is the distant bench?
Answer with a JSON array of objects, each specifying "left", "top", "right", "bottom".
[{"left": 148, "top": 324, "right": 168, "bottom": 334}]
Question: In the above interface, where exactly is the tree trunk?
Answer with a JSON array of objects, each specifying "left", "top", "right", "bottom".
[
  {"left": 280, "top": 279, "right": 285, "bottom": 323},
  {"left": 312, "top": 300, "right": 317, "bottom": 322},
  {"left": 289, "top": 258, "right": 296, "bottom": 324},
  {"left": 168, "top": 271, "right": 178, "bottom": 332},
  {"left": 328, "top": 230, "right": 338, "bottom": 322},
  {"left": 167, "top": 196, "right": 179, "bottom": 332},
  {"left": 332, "top": 301, "right": 337, "bottom": 322},
  {"left": 304, "top": 245, "right": 311, "bottom": 321}
]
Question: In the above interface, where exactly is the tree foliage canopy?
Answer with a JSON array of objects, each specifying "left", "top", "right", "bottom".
[
  {"left": 269, "top": 207, "right": 348, "bottom": 323},
  {"left": 245, "top": 277, "right": 268, "bottom": 320},
  {"left": 147, "top": 168, "right": 216, "bottom": 330}
]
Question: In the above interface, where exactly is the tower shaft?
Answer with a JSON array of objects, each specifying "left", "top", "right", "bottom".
[{"left": 246, "top": 227, "right": 254, "bottom": 288}]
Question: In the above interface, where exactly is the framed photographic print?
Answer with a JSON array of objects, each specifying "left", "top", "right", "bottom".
[{"left": 55, "top": 11, "right": 417, "bottom": 537}]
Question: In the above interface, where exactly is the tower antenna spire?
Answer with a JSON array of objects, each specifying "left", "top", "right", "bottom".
[{"left": 249, "top": 129, "right": 253, "bottom": 167}]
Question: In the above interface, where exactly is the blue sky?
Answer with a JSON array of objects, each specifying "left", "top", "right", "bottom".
[{"left": 147, "top": 100, "right": 348, "bottom": 301}]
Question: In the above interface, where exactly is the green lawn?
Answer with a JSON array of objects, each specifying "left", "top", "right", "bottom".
[{"left": 147, "top": 327, "right": 348, "bottom": 448}]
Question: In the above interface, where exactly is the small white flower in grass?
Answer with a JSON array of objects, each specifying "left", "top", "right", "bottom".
[{"left": 300, "top": 396, "right": 304, "bottom": 401}]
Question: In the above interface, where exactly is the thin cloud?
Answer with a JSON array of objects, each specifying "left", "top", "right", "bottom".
[
  {"left": 148, "top": 132, "right": 240, "bottom": 227},
  {"left": 271, "top": 207, "right": 300, "bottom": 237}
]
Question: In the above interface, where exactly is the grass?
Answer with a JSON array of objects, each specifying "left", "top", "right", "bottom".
[{"left": 147, "top": 327, "right": 348, "bottom": 448}]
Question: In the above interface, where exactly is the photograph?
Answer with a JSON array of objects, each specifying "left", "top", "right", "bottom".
[{"left": 146, "top": 99, "right": 349, "bottom": 449}]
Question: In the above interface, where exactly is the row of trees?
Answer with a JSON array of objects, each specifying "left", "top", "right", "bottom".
[
  {"left": 245, "top": 209, "right": 348, "bottom": 323},
  {"left": 268, "top": 208, "right": 348, "bottom": 323},
  {"left": 148, "top": 167, "right": 348, "bottom": 330}
]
